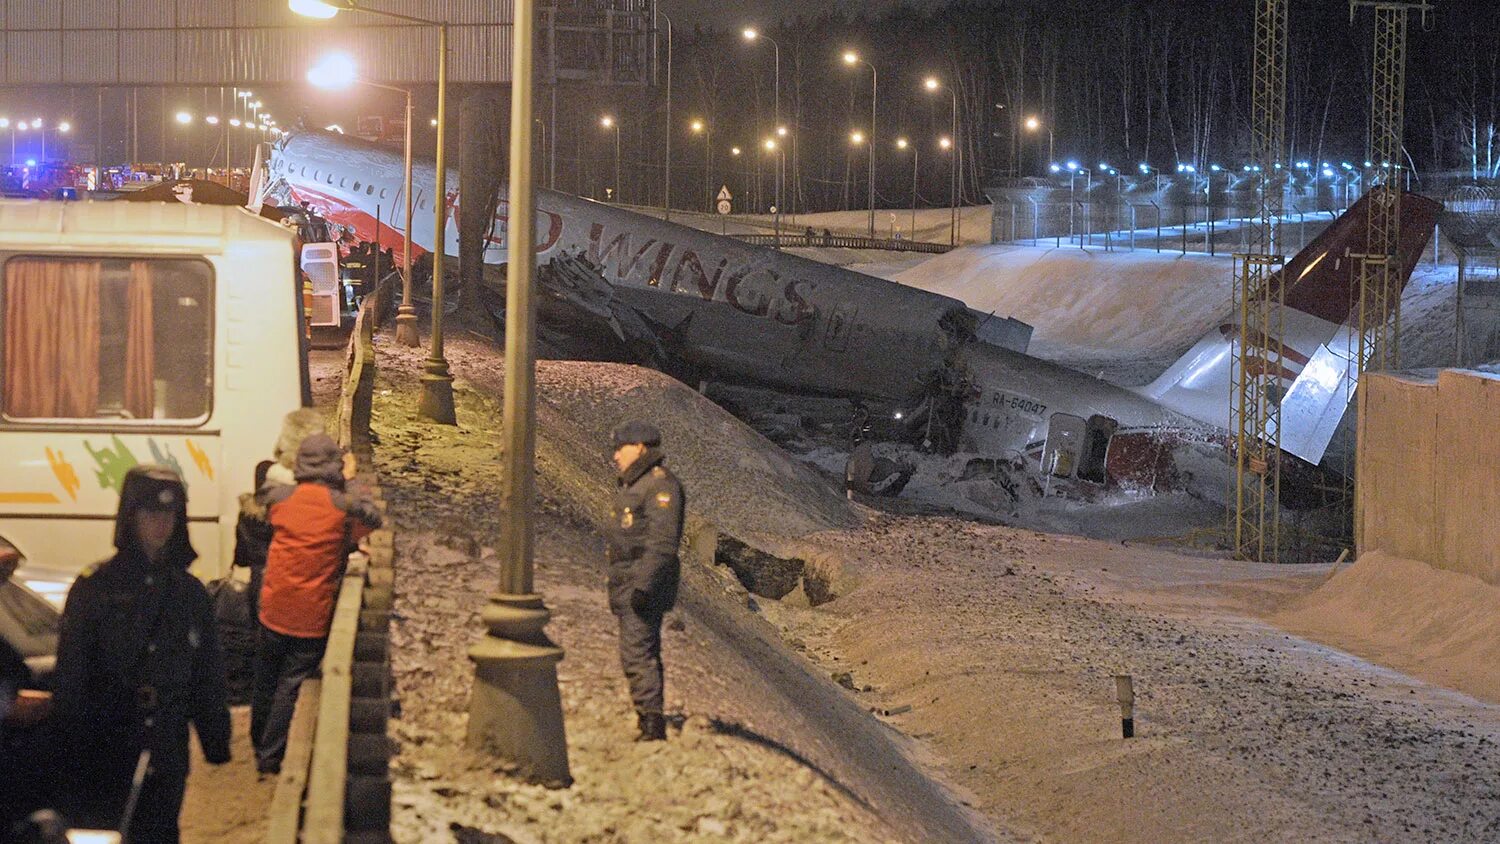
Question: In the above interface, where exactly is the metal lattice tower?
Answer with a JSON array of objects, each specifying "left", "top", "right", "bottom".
[
  {"left": 1230, "top": 0, "right": 1288, "bottom": 562},
  {"left": 1350, "top": 1, "right": 1430, "bottom": 372}
]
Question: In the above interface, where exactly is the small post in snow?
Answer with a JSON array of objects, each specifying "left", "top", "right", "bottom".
[{"left": 1114, "top": 674, "right": 1135, "bottom": 739}]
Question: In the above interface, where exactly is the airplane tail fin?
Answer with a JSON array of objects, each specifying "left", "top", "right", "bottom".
[{"left": 1137, "top": 192, "right": 1442, "bottom": 465}]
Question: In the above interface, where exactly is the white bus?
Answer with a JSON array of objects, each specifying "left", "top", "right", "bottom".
[{"left": 0, "top": 200, "right": 308, "bottom": 604}]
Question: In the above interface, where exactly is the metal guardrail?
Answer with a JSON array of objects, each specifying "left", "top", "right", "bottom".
[
  {"left": 266, "top": 275, "right": 395, "bottom": 843},
  {"left": 733, "top": 233, "right": 954, "bottom": 253}
]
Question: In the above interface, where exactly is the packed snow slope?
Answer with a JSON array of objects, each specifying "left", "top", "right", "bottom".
[{"left": 894, "top": 244, "right": 1234, "bottom": 378}]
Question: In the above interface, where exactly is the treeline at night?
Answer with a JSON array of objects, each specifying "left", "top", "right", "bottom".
[{"left": 557, "top": 0, "right": 1500, "bottom": 214}]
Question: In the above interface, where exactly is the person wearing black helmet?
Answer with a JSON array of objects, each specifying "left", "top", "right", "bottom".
[
  {"left": 51, "top": 466, "right": 231, "bottom": 842},
  {"left": 605, "top": 420, "right": 686, "bottom": 742}
]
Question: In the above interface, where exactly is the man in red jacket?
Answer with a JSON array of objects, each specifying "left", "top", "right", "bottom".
[{"left": 251, "top": 433, "right": 381, "bottom": 775}]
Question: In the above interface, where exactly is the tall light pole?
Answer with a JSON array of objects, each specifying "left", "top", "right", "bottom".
[
  {"left": 849, "top": 130, "right": 871, "bottom": 226},
  {"left": 843, "top": 51, "right": 878, "bottom": 237},
  {"left": 308, "top": 52, "right": 420, "bottom": 348},
  {"left": 1024, "top": 115, "right": 1052, "bottom": 175},
  {"left": 895, "top": 137, "right": 919, "bottom": 237},
  {"left": 601, "top": 115, "right": 622, "bottom": 202},
  {"left": 764, "top": 136, "right": 784, "bottom": 244},
  {"left": 690, "top": 118, "right": 711, "bottom": 212},
  {"left": 291, "top": 0, "right": 455, "bottom": 424},
  {"left": 658, "top": 10, "right": 673, "bottom": 220},
  {"left": 925, "top": 76, "right": 960, "bottom": 246},
  {"left": 742, "top": 28, "right": 782, "bottom": 218},
  {"left": 466, "top": 0, "right": 571, "bottom": 785}
]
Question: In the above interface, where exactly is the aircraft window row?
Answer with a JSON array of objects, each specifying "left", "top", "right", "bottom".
[{"left": 968, "top": 407, "right": 1003, "bottom": 430}]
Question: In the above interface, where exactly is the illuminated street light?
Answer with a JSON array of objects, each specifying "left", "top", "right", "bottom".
[
  {"left": 940, "top": 136, "right": 952, "bottom": 150},
  {"left": 57, "top": 122, "right": 71, "bottom": 133},
  {"left": 689, "top": 118, "right": 712, "bottom": 212},
  {"left": 430, "top": 118, "right": 438, "bottom": 127},
  {"left": 0, "top": 118, "right": 9, "bottom": 129},
  {"left": 894, "top": 136, "right": 918, "bottom": 235},
  {"left": 291, "top": 0, "right": 458, "bottom": 425},
  {"left": 776, "top": 125, "right": 787, "bottom": 137},
  {"left": 764, "top": 138, "right": 777, "bottom": 152},
  {"left": 923, "top": 76, "right": 960, "bottom": 245},
  {"left": 842, "top": 49, "right": 879, "bottom": 236},
  {"left": 175, "top": 111, "right": 193, "bottom": 124},
  {"left": 229, "top": 118, "right": 242, "bottom": 127},
  {"left": 1049, "top": 163, "right": 1061, "bottom": 173},
  {"left": 730, "top": 146, "right": 741, "bottom": 156},
  {"left": 288, "top": 0, "right": 340, "bottom": 17},
  {"left": 1024, "top": 115, "right": 1053, "bottom": 172},
  {"left": 307, "top": 52, "right": 359, "bottom": 89},
  {"left": 742, "top": 27, "right": 758, "bottom": 40},
  {"left": 1025, "top": 116, "right": 1040, "bottom": 131},
  {"left": 204, "top": 116, "right": 219, "bottom": 126},
  {"left": 689, "top": 118, "right": 703, "bottom": 133},
  {"left": 741, "top": 25, "right": 783, "bottom": 222},
  {"left": 30, "top": 118, "right": 41, "bottom": 129},
  {"left": 849, "top": 131, "right": 865, "bottom": 145},
  {"left": 600, "top": 115, "right": 621, "bottom": 202}
]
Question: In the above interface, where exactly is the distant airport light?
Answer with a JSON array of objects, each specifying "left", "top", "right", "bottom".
[
  {"left": 175, "top": 111, "right": 193, "bottom": 125},
  {"left": 924, "top": 76, "right": 940, "bottom": 91},
  {"left": 0, "top": 118, "right": 9, "bottom": 128},
  {"left": 229, "top": 118, "right": 242, "bottom": 127},
  {"left": 1322, "top": 168, "right": 1334, "bottom": 177},
  {"left": 600, "top": 115, "right": 615, "bottom": 129},
  {"left": 308, "top": 52, "right": 359, "bottom": 89},
  {"left": 776, "top": 125, "right": 788, "bottom": 137},
  {"left": 29, "top": 118, "right": 41, "bottom": 129},
  {"left": 429, "top": 118, "right": 438, "bottom": 126},
  {"left": 1341, "top": 162, "right": 1354, "bottom": 170},
  {"left": 288, "top": 0, "right": 341, "bottom": 19},
  {"left": 1363, "top": 160, "right": 1373, "bottom": 167},
  {"left": 1099, "top": 161, "right": 1110, "bottom": 171},
  {"left": 1210, "top": 164, "right": 1222, "bottom": 172},
  {"left": 57, "top": 121, "right": 70, "bottom": 133},
  {"left": 1025, "top": 116, "right": 1041, "bottom": 131},
  {"left": 1049, "top": 163, "right": 1061, "bottom": 173},
  {"left": 15, "top": 123, "right": 25, "bottom": 132},
  {"left": 742, "top": 27, "right": 758, "bottom": 41},
  {"left": 764, "top": 138, "right": 777, "bottom": 151},
  {"left": 1065, "top": 160, "right": 1079, "bottom": 171},
  {"left": 849, "top": 131, "right": 865, "bottom": 145},
  {"left": 939, "top": 136, "right": 952, "bottom": 150},
  {"left": 730, "top": 146, "right": 741, "bottom": 156},
  {"left": 895, "top": 137, "right": 908, "bottom": 150},
  {"left": 843, "top": 50, "right": 859, "bottom": 65},
  {"left": 1243, "top": 165, "right": 1252, "bottom": 172},
  {"left": 689, "top": 118, "right": 704, "bottom": 133},
  {"left": 1137, "top": 162, "right": 1150, "bottom": 174},
  {"left": 204, "top": 116, "right": 219, "bottom": 125}
]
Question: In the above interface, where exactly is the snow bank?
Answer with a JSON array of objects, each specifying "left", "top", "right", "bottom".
[
  {"left": 1273, "top": 551, "right": 1500, "bottom": 704},
  {"left": 894, "top": 244, "right": 1234, "bottom": 364}
]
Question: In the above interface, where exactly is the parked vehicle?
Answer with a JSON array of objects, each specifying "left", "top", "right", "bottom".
[{"left": 0, "top": 200, "right": 310, "bottom": 603}]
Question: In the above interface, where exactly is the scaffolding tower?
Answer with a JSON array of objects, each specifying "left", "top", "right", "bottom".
[
  {"left": 1230, "top": 0, "right": 1288, "bottom": 562},
  {"left": 1347, "top": 0, "right": 1432, "bottom": 545}
]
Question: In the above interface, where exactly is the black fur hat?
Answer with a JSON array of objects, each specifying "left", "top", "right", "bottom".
[{"left": 114, "top": 465, "right": 196, "bottom": 566}]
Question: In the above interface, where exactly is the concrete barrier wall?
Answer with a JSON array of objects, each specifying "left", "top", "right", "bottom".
[{"left": 1357, "top": 369, "right": 1500, "bottom": 584}]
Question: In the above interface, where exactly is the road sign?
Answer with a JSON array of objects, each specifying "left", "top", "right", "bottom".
[
  {"left": 717, "top": 199, "right": 732, "bottom": 215},
  {"left": 717, "top": 185, "right": 732, "bottom": 201}
]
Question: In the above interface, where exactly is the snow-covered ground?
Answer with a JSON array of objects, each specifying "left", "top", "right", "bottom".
[{"left": 363, "top": 326, "right": 1500, "bottom": 842}]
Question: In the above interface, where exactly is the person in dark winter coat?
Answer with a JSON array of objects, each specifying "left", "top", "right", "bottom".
[
  {"left": 51, "top": 466, "right": 231, "bottom": 842},
  {"left": 233, "top": 460, "right": 277, "bottom": 623},
  {"left": 251, "top": 434, "right": 381, "bottom": 775},
  {"left": 604, "top": 421, "right": 686, "bottom": 742}
]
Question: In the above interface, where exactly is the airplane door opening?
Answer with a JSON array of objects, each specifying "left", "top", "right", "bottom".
[
  {"left": 1077, "top": 414, "right": 1119, "bottom": 484},
  {"left": 1042, "top": 413, "right": 1085, "bottom": 478}
]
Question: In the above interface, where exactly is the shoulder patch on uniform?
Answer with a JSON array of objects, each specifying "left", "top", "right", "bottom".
[{"left": 655, "top": 490, "right": 673, "bottom": 508}]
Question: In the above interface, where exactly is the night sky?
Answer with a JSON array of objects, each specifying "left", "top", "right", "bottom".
[{"left": 659, "top": 0, "right": 945, "bottom": 29}]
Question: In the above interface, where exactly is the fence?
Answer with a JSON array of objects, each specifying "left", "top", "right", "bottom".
[
  {"left": 989, "top": 200, "right": 1346, "bottom": 257},
  {"left": 734, "top": 233, "right": 954, "bottom": 254}
]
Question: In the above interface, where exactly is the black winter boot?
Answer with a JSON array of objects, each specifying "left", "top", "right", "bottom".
[{"left": 634, "top": 711, "right": 666, "bottom": 742}]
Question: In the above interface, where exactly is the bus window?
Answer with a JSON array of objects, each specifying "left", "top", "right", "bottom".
[{"left": 2, "top": 257, "right": 213, "bottom": 422}]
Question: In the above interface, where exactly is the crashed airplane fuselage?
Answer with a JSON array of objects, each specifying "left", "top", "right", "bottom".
[{"left": 265, "top": 131, "right": 1436, "bottom": 497}]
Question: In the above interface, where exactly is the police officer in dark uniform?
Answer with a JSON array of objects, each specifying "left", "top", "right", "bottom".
[
  {"left": 52, "top": 466, "right": 231, "bottom": 842},
  {"left": 605, "top": 421, "right": 685, "bottom": 742}
]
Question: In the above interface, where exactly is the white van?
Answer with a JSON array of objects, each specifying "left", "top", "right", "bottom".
[{"left": 0, "top": 200, "right": 308, "bottom": 602}]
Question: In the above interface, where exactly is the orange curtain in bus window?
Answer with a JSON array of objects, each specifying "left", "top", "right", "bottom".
[
  {"left": 3, "top": 259, "right": 101, "bottom": 418},
  {"left": 124, "top": 261, "right": 155, "bottom": 419}
]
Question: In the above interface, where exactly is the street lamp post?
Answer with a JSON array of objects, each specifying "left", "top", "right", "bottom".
[
  {"left": 601, "top": 116, "right": 621, "bottom": 202},
  {"left": 1024, "top": 115, "right": 1053, "bottom": 175},
  {"left": 307, "top": 53, "right": 420, "bottom": 348},
  {"left": 291, "top": 0, "right": 456, "bottom": 425},
  {"left": 843, "top": 51, "right": 878, "bottom": 237},
  {"left": 764, "top": 136, "right": 784, "bottom": 245},
  {"left": 925, "top": 77, "right": 960, "bottom": 246},
  {"left": 896, "top": 137, "right": 918, "bottom": 237},
  {"left": 743, "top": 28, "right": 782, "bottom": 220},
  {"left": 690, "top": 119, "right": 711, "bottom": 212},
  {"left": 465, "top": 0, "right": 571, "bottom": 785},
  {"left": 658, "top": 10, "right": 673, "bottom": 221}
]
